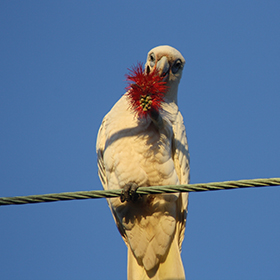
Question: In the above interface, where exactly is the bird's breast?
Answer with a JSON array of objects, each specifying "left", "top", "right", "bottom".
[{"left": 104, "top": 116, "right": 179, "bottom": 190}]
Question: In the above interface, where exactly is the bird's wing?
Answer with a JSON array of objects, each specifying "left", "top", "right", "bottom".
[
  {"left": 172, "top": 110, "right": 190, "bottom": 250},
  {"left": 96, "top": 114, "right": 128, "bottom": 243},
  {"left": 96, "top": 117, "right": 107, "bottom": 190}
]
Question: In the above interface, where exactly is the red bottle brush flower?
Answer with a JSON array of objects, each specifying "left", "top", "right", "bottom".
[{"left": 125, "top": 62, "right": 167, "bottom": 118}]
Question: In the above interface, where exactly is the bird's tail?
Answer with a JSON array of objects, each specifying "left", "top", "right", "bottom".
[{"left": 127, "top": 238, "right": 185, "bottom": 280}]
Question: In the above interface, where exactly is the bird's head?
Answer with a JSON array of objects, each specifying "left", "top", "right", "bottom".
[
  {"left": 145, "top": 45, "right": 185, "bottom": 103},
  {"left": 125, "top": 46, "right": 185, "bottom": 119}
]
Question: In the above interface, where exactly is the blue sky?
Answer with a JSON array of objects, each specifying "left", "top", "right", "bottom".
[{"left": 1, "top": 1, "right": 280, "bottom": 279}]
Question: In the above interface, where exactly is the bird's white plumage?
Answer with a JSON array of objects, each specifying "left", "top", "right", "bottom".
[{"left": 96, "top": 46, "right": 190, "bottom": 280}]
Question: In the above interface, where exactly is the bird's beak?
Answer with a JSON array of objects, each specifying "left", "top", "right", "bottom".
[{"left": 156, "top": 56, "right": 170, "bottom": 81}]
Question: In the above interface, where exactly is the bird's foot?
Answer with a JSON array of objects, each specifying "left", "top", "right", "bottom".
[
  {"left": 150, "top": 108, "right": 163, "bottom": 129},
  {"left": 120, "top": 182, "right": 141, "bottom": 203}
]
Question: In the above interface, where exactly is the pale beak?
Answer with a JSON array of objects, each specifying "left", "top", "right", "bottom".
[{"left": 156, "top": 56, "right": 170, "bottom": 81}]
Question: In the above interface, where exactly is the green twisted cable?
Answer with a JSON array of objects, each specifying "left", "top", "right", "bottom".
[{"left": 1, "top": 177, "right": 279, "bottom": 206}]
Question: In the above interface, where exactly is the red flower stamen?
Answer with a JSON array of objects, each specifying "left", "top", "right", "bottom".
[{"left": 125, "top": 62, "right": 167, "bottom": 118}]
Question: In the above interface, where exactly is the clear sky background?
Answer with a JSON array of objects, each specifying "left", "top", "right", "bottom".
[{"left": 1, "top": 1, "right": 280, "bottom": 279}]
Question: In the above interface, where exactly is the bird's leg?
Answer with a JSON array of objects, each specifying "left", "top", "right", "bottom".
[
  {"left": 150, "top": 108, "right": 163, "bottom": 130},
  {"left": 120, "top": 182, "right": 141, "bottom": 203}
]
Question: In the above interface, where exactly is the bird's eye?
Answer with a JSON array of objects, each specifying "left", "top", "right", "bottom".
[
  {"left": 149, "top": 52, "right": 156, "bottom": 67},
  {"left": 172, "top": 59, "right": 182, "bottom": 74},
  {"left": 150, "top": 53, "right": 155, "bottom": 62}
]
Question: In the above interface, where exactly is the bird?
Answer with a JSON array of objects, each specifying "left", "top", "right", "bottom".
[{"left": 96, "top": 45, "right": 190, "bottom": 280}]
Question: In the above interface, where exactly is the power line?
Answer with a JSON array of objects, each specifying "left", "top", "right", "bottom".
[{"left": 1, "top": 177, "right": 280, "bottom": 206}]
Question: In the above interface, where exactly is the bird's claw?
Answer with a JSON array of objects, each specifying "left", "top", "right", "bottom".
[{"left": 120, "top": 183, "right": 141, "bottom": 203}]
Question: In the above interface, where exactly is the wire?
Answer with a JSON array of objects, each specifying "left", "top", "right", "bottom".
[{"left": 1, "top": 177, "right": 279, "bottom": 206}]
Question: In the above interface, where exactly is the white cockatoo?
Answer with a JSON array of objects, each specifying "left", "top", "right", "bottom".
[{"left": 96, "top": 45, "right": 190, "bottom": 280}]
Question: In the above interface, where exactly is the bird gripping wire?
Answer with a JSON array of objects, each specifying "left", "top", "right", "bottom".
[{"left": 1, "top": 177, "right": 280, "bottom": 206}]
